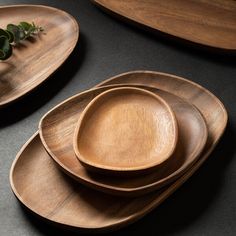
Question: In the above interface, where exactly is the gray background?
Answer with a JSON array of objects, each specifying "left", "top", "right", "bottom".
[{"left": 0, "top": 0, "right": 236, "bottom": 235}]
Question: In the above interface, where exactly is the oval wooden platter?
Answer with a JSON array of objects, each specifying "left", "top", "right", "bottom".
[
  {"left": 92, "top": 0, "right": 236, "bottom": 52},
  {"left": 10, "top": 71, "right": 227, "bottom": 232},
  {"left": 39, "top": 83, "right": 207, "bottom": 196},
  {"left": 0, "top": 5, "right": 79, "bottom": 107},
  {"left": 74, "top": 87, "right": 178, "bottom": 176},
  {"left": 9, "top": 132, "right": 184, "bottom": 233}
]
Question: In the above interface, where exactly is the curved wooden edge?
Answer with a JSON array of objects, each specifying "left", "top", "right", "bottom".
[
  {"left": 73, "top": 86, "right": 178, "bottom": 174},
  {"left": 0, "top": 4, "right": 79, "bottom": 108},
  {"left": 96, "top": 70, "right": 228, "bottom": 127},
  {"left": 91, "top": 0, "right": 236, "bottom": 52},
  {"left": 8, "top": 132, "right": 118, "bottom": 232},
  {"left": 9, "top": 132, "right": 38, "bottom": 206},
  {"left": 9, "top": 127, "right": 225, "bottom": 232},
  {"left": 8, "top": 132, "right": 175, "bottom": 232}
]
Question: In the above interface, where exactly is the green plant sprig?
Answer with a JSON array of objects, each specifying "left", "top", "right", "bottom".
[{"left": 0, "top": 22, "right": 43, "bottom": 61}]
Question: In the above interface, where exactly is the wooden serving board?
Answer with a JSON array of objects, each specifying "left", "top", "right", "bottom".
[
  {"left": 0, "top": 5, "right": 79, "bottom": 107},
  {"left": 92, "top": 0, "right": 236, "bottom": 51},
  {"left": 10, "top": 71, "right": 227, "bottom": 232}
]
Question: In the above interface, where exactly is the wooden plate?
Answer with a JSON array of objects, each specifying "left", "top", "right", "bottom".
[
  {"left": 0, "top": 5, "right": 79, "bottom": 107},
  {"left": 92, "top": 0, "right": 236, "bottom": 52},
  {"left": 39, "top": 84, "right": 207, "bottom": 196},
  {"left": 10, "top": 71, "right": 227, "bottom": 232},
  {"left": 73, "top": 87, "right": 178, "bottom": 176},
  {"left": 9, "top": 132, "right": 190, "bottom": 233}
]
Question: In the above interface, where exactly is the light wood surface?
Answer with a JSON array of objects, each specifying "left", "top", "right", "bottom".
[
  {"left": 74, "top": 87, "right": 178, "bottom": 176},
  {"left": 39, "top": 83, "right": 207, "bottom": 196},
  {"left": 92, "top": 0, "right": 236, "bottom": 51},
  {"left": 11, "top": 71, "right": 227, "bottom": 232},
  {"left": 0, "top": 5, "right": 79, "bottom": 107}
]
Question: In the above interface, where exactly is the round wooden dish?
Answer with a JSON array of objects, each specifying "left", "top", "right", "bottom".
[{"left": 73, "top": 87, "right": 178, "bottom": 176}]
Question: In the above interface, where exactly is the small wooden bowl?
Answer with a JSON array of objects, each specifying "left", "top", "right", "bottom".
[{"left": 73, "top": 87, "right": 178, "bottom": 176}]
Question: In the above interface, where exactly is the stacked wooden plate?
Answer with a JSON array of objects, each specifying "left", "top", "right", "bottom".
[{"left": 10, "top": 71, "right": 227, "bottom": 232}]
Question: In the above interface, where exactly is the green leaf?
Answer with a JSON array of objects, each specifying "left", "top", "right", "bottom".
[
  {"left": 0, "top": 36, "right": 12, "bottom": 60},
  {"left": 7, "top": 24, "right": 21, "bottom": 44},
  {"left": 0, "top": 21, "right": 43, "bottom": 61},
  {"left": 19, "top": 22, "right": 32, "bottom": 31},
  {"left": 0, "top": 28, "right": 13, "bottom": 43},
  {"left": 26, "top": 26, "right": 35, "bottom": 36},
  {"left": 6, "top": 30, "right": 14, "bottom": 43}
]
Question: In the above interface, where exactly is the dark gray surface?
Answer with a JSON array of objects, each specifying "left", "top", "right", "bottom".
[{"left": 0, "top": 0, "right": 236, "bottom": 235}]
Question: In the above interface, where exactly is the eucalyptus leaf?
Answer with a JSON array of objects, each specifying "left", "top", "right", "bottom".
[
  {"left": 26, "top": 26, "right": 35, "bottom": 37},
  {"left": 0, "top": 28, "right": 13, "bottom": 43},
  {"left": 0, "top": 21, "right": 43, "bottom": 61},
  {"left": 7, "top": 24, "right": 21, "bottom": 44},
  {"left": 19, "top": 22, "right": 31, "bottom": 31},
  {"left": 6, "top": 30, "right": 14, "bottom": 43},
  {"left": 0, "top": 36, "right": 12, "bottom": 60}
]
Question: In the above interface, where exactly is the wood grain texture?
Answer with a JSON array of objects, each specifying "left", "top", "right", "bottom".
[
  {"left": 39, "top": 83, "right": 207, "bottom": 196},
  {"left": 0, "top": 5, "right": 79, "bottom": 107},
  {"left": 9, "top": 133, "right": 180, "bottom": 233},
  {"left": 92, "top": 0, "right": 236, "bottom": 51},
  {"left": 74, "top": 87, "right": 178, "bottom": 176},
  {"left": 10, "top": 71, "right": 227, "bottom": 232}
]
